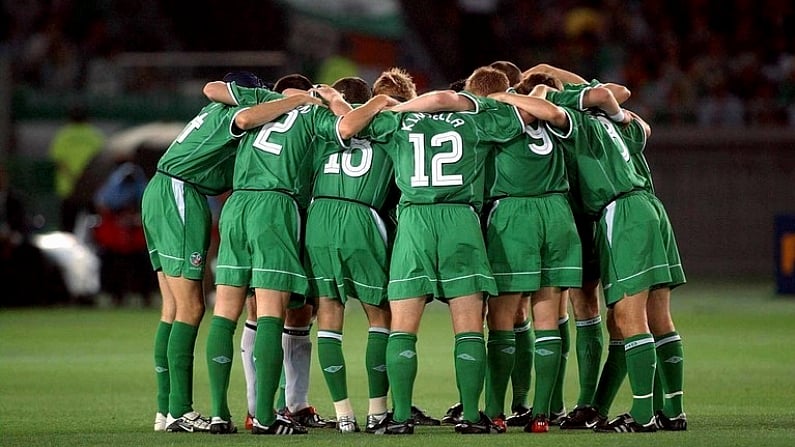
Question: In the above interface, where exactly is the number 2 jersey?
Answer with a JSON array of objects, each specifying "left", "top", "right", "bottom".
[{"left": 231, "top": 103, "right": 346, "bottom": 196}]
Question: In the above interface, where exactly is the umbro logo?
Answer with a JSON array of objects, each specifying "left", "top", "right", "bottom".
[
  {"left": 155, "top": 366, "right": 168, "bottom": 373},
  {"left": 212, "top": 356, "right": 232, "bottom": 364},
  {"left": 457, "top": 353, "right": 476, "bottom": 361},
  {"left": 535, "top": 348, "right": 555, "bottom": 356},
  {"left": 399, "top": 350, "right": 416, "bottom": 359},
  {"left": 665, "top": 356, "right": 683, "bottom": 364},
  {"left": 502, "top": 347, "right": 516, "bottom": 355},
  {"left": 324, "top": 365, "right": 344, "bottom": 373},
  {"left": 373, "top": 364, "right": 387, "bottom": 372}
]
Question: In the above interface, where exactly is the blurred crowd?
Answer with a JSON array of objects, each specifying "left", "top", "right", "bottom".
[{"left": 2, "top": 0, "right": 794, "bottom": 126}]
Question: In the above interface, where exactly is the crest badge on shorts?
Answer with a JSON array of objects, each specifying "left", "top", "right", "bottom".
[{"left": 190, "top": 252, "right": 203, "bottom": 267}]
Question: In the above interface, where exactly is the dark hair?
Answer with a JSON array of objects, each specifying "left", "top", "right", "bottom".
[
  {"left": 489, "top": 60, "right": 522, "bottom": 87},
  {"left": 332, "top": 77, "right": 372, "bottom": 104},
  {"left": 273, "top": 73, "right": 314, "bottom": 93},
  {"left": 515, "top": 73, "right": 562, "bottom": 95},
  {"left": 222, "top": 71, "right": 265, "bottom": 88},
  {"left": 448, "top": 78, "right": 467, "bottom": 92}
]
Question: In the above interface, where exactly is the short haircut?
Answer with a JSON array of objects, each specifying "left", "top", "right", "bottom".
[
  {"left": 515, "top": 73, "right": 563, "bottom": 95},
  {"left": 372, "top": 67, "right": 417, "bottom": 102},
  {"left": 331, "top": 76, "right": 372, "bottom": 104},
  {"left": 222, "top": 71, "right": 265, "bottom": 88},
  {"left": 464, "top": 66, "right": 510, "bottom": 97},
  {"left": 273, "top": 73, "right": 313, "bottom": 93},
  {"left": 489, "top": 60, "right": 522, "bottom": 87},
  {"left": 448, "top": 78, "right": 467, "bottom": 92}
]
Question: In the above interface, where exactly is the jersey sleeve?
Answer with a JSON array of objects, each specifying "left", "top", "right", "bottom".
[
  {"left": 228, "top": 83, "right": 283, "bottom": 106},
  {"left": 616, "top": 118, "right": 647, "bottom": 155},
  {"left": 312, "top": 106, "right": 348, "bottom": 154},
  {"left": 463, "top": 94, "right": 525, "bottom": 143},
  {"left": 358, "top": 112, "right": 401, "bottom": 144}
]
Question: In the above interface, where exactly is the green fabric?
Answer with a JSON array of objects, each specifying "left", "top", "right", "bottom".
[
  {"left": 366, "top": 329, "right": 389, "bottom": 398},
  {"left": 656, "top": 331, "right": 685, "bottom": 416},
  {"left": 206, "top": 316, "right": 237, "bottom": 420},
  {"left": 625, "top": 334, "right": 656, "bottom": 425},
  {"left": 454, "top": 332, "right": 487, "bottom": 423},
  {"left": 167, "top": 321, "right": 199, "bottom": 417},
  {"left": 510, "top": 320, "right": 533, "bottom": 410},
  {"left": 575, "top": 319, "right": 604, "bottom": 407},
  {"left": 254, "top": 317, "right": 284, "bottom": 426},
  {"left": 484, "top": 330, "right": 515, "bottom": 418},
  {"left": 550, "top": 318, "right": 571, "bottom": 413},
  {"left": 531, "top": 329, "right": 562, "bottom": 416},
  {"left": 592, "top": 340, "right": 627, "bottom": 416},
  {"left": 154, "top": 321, "right": 172, "bottom": 415},
  {"left": 317, "top": 332, "right": 348, "bottom": 402},
  {"left": 386, "top": 332, "right": 417, "bottom": 422}
]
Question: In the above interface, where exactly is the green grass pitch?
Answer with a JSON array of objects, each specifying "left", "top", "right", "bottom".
[{"left": 1, "top": 277, "right": 794, "bottom": 446}]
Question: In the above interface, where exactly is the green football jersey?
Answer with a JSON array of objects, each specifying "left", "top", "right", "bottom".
[
  {"left": 553, "top": 79, "right": 601, "bottom": 110},
  {"left": 311, "top": 136, "right": 395, "bottom": 209},
  {"left": 360, "top": 92, "right": 524, "bottom": 212},
  {"left": 157, "top": 85, "right": 281, "bottom": 195},
  {"left": 487, "top": 119, "right": 569, "bottom": 198},
  {"left": 232, "top": 104, "right": 344, "bottom": 195},
  {"left": 547, "top": 107, "right": 646, "bottom": 215},
  {"left": 618, "top": 119, "right": 654, "bottom": 194}
]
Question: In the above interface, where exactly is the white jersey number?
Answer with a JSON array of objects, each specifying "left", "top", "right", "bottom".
[
  {"left": 323, "top": 138, "right": 373, "bottom": 178},
  {"left": 175, "top": 112, "right": 208, "bottom": 144},
  {"left": 596, "top": 115, "right": 630, "bottom": 162},
  {"left": 409, "top": 131, "right": 463, "bottom": 187},
  {"left": 525, "top": 123, "right": 554, "bottom": 155},
  {"left": 253, "top": 109, "right": 299, "bottom": 155}
]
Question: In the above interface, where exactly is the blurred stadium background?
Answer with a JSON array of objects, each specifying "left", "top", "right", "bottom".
[{"left": 1, "top": 0, "right": 794, "bottom": 305}]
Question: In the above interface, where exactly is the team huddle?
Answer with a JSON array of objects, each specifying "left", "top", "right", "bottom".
[{"left": 142, "top": 60, "right": 687, "bottom": 436}]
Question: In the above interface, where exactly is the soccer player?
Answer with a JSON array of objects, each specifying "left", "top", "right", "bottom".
[
  {"left": 520, "top": 65, "right": 631, "bottom": 428},
  {"left": 143, "top": 71, "right": 279, "bottom": 433},
  {"left": 199, "top": 77, "right": 324, "bottom": 434},
  {"left": 343, "top": 66, "right": 550, "bottom": 435},
  {"left": 483, "top": 77, "right": 583, "bottom": 433},
  {"left": 529, "top": 76, "right": 683, "bottom": 433},
  {"left": 308, "top": 74, "right": 395, "bottom": 433},
  {"left": 211, "top": 74, "right": 334, "bottom": 432},
  {"left": 210, "top": 76, "right": 378, "bottom": 435},
  {"left": 310, "top": 71, "right": 440, "bottom": 433}
]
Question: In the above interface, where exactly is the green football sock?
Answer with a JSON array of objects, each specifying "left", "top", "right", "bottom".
[
  {"left": 531, "top": 329, "right": 562, "bottom": 416},
  {"left": 167, "top": 321, "right": 199, "bottom": 418},
  {"left": 366, "top": 328, "right": 389, "bottom": 399},
  {"left": 655, "top": 331, "right": 685, "bottom": 416},
  {"left": 550, "top": 317, "right": 570, "bottom": 414},
  {"left": 510, "top": 319, "right": 533, "bottom": 410},
  {"left": 575, "top": 316, "right": 604, "bottom": 407},
  {"left": 592, "top": 340, "right": 626, "bottom": 417},
  {"left": 317, "top": 330, "right": 348, "bottom": 402},
  {"left": 485, "top": 330, "right": 515, "bottom": 418},
  {"left": 386, "top": 332, "right": 417, "bottom": 422},
  {"left": 454, "top": 331, "right": 487, "bottom": 423},
  {"left": 653, "top": 367, "right": 664, "bottom": 412},
  {"left": 625, "top": 333, "right": 656, "bottom": 425},
  {"left": 254, "top": 316, "right": 284, "bottom": 426},
  {"left": 154, "top": 321, "right": 172, "bottom": 416},
  {"left": 206, "top": 316, "right": 236, "bottom": 420}
]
